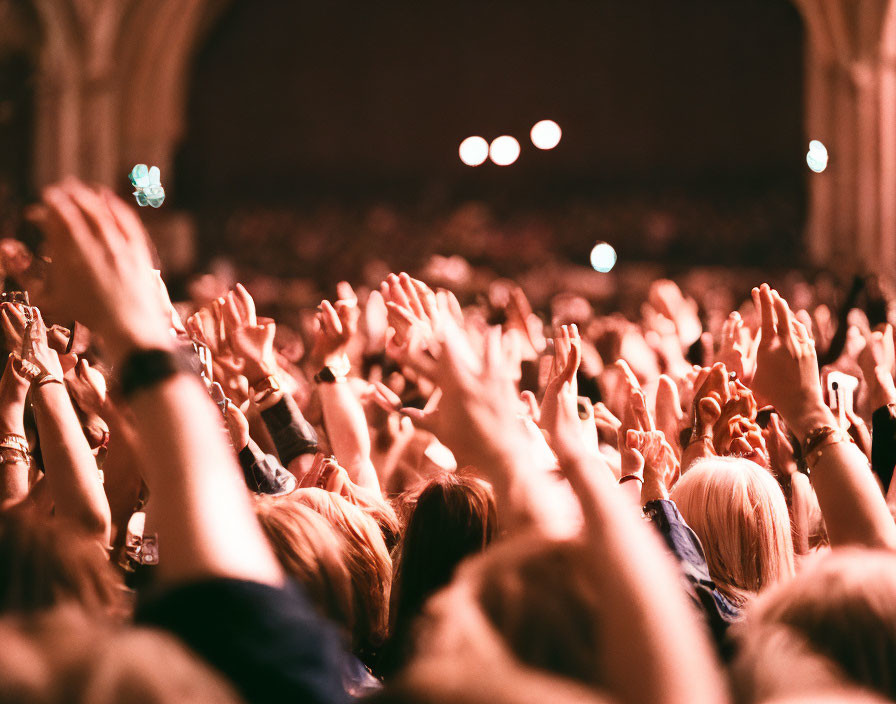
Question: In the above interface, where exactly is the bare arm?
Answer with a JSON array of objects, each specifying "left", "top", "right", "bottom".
[
  {"left": 317, "top": 379, "right": 381, "bottom": 494},
  {"left": 751, "top": 284, "right": 896, "bottom": 550},
  {"left": 41, "top": 181, "right": 284, "bottom": 586},
  {"left": 0, "top": 355, "right": 30, "bottom": 508},
  {"left": 32, "top": 379, "right": 111, "bottom": 544}
]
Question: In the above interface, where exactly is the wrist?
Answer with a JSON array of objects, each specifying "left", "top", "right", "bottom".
[
  {"left": 104, "top": 329, "right": 176, "bottom": 369},
  {"left": 243, "top": 359, "right": 276, "bottom": 387},
  {"left": 869, "top": 368, "right": 896, "bottom": 410},
  {"left": 785, "top": 402, "right": 838, "bottom": 444}
]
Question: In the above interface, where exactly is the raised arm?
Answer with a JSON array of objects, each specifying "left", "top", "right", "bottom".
[
  {"left": 0, "top": 353, "right": 31, "bottom": 508},
  {"left": 536, "top": 327, "right": 728, "bottom": 704},
  {"left": 41, "top": 181, "right": 283, "bottom": 585},
  {"left": 9, "top": 305, "right": 111, "bottom": 544},
  {"left": 750, "top": 283, "right": 896, "bottom": 550},
  {"left": 310, "top": 294, "right": 381, "bottom": 495}
]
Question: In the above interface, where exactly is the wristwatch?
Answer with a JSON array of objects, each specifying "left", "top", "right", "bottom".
[
  {"left": 251, "top": 374, "right": 281, "bottom": 405},
  {"left": 313, "top": 366, "right": 346, "bottom": 384}
]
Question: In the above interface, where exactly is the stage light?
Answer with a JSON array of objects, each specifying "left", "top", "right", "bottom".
[
  {"left": 530, "top": 120, "right": 561, "bottom": 150},
  {"left": 459, "top": 136, "right": 489, "bottom": 166},
  {"left": 807, "top": 139, "right": 828, "bottom": 173},
  {"left": 489, "top": 135, "right": 520, "bottom": 166},
  {"left": 590, "top": 242, "right": 617, "bottom": 273}
]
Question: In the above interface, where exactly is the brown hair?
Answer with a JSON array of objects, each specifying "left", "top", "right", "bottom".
[
  {"left": 471, "top": 537, "right": 604, "bottom": 687},
  {"left": 292, "top": 488, "right": 392, "bottom": 651},
  {"left": 254, "top": 495, "right": 355, "bottom": 639},
  {"left": 0, "top": 510, "right": 124, "bottom": 618},
  {"left": 737, "top": 549, "right": 896, "bottom": 700},
  {"left": 384, "top": 471, "right": 497, "bottom": 673},
  {"left": 0, "top": 606, "right": 239, "bottom": 702}
]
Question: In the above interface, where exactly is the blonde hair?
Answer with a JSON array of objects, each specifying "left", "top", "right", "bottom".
[
  {"left": 736, "top": 549, "right": 896, "bottom": 700},
  {"left": 671, "top": 456, "right": 795, "bottom": 606}
]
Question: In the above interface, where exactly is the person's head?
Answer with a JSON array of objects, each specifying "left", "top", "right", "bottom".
[
  {"left": 292, "top": 488, "right": 392, "bottom": 651},
  {"left": 254, "top": 495, "right": 355, "bottom": 639},
  {"left": 735, "top": 549, "right": 896, "bottom": 701},
  {"left": 0, "top": 510, "right": 123, "bottom": 618},
  {"left": 391, "top": 472, "right": 497, "bottom": 640},
  {"left": 0, "top": 606, "right": 239, "bottom": 703},
  {"left": 413, "top": 535, "right": 604, "bottom": 688},
  {"left": 671, "top": 456, "right": 795, "bottom": 605}
]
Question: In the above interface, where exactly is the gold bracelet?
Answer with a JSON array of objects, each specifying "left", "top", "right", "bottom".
[
  {"left": 0, "top": 433, "right": 29, "bottom": 454},
  {"left": 803, "top": 426, "right": 853, "bottom": 469}
]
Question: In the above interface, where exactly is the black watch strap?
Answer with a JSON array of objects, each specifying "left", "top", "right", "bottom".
[{"left": 118, "top": 347, "right": 192, "bottom": 399}]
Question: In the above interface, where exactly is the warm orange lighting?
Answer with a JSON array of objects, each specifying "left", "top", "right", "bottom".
[
  {"left": 459, "top": 136, "right": 489, "bottom": 166},
  {"left": 530, "top": 120, "right": 562, "bottom": 150},
  {"left": 489, "top": 135, "right": 520, "bottom": 166}
]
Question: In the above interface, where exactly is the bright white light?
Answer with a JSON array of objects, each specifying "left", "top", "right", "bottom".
[
  {"left": 807, "top": 139, "right": 828, "bottom": 173},
  {"left": 530, "top": 120, "right": 562, "bottom": 150},
  {"left": 459, "top": 136, "right": 489, "bottom": 166},
  {"left": 489, "top": 136, "right": 520, "bottom": 166},
  {"left": 808, "top": 140, "right": 827, "bottom": 159},
  {"left": 590, "top": 242, "right": 617, "bottom": 272}
]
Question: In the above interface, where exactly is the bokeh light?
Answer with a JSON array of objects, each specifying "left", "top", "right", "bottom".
[
  {"left": 459, "top": 136, "right": 489, "bottom": 166},
  {"left": 807, "top": 139, "right": 828, "bottom": 173},
  {"left": 530, "top": 120, "right": 562, "bottom": 150},
  {"left": 590, "top": 242, "right": 617, "bottom": 272},
  {"left": 489, "top": 135, "right": 520, "bottom": 166}
]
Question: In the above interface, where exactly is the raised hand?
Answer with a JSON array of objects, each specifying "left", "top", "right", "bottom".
[
  {"left": 381, "top": 272, "right": 439, "bottom": 346},
  {"left": 65, "top": 358, "right": 108, "bottom": 418},
  {"left": 309, "top": 285, "right": 359, "bottom": 370},
  {"left": 627, "top": 428, "right": 679, "bottom": 502},
  {"left": 859, "top": 323, "right": 896, "bottom": 411},
  {"left": 39, "top": 181, "right": 171, "bottom": 363},
  {"left": 221, "top": 283, "right": 277, "bottom": 385},
  {"left": 539, "top": 325, "right": 591, "bottom": 463},
  {"left": 654, "top": 374, "right": 684, "bottom": 460},
  {"left": 750, "top": 284, "right": 831, "bottom": 441},
  {"left": 717, "top": 311, "right": 755, "bottom": 383}
]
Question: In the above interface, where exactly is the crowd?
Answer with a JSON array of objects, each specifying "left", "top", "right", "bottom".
[{"left": 0, "top": 179, "right": 894, "bottom": 703}]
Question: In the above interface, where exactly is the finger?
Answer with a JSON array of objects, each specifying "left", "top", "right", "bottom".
[
  {"left": 234, "top": 283, "right": 257, "bottom": 326},
  {"left": 320, "top": 299, "right": 343, "bottom": 337},
  {"left": 559, "top": 335, "right": 581, "bottom": 385},
  {"left": 631, "top": 389, "right": 655, "bottom": 431},
  {"left": 42, "top": 186, "right": 102, "bottom": 254},
  {"left": 100, "top": 186, "right": 151, "bottom": 248},
  {"left": 520, "top": 390, "right": 540, "bottom": 421},
  {"left": 336, "top": 281, "right": 358, "bottom": 305},
  {"left": 62, "top": 182, "right": 121, "bottom": 250},
  {"left": 771, "top": 290, "right": 794, "bottom": 342},
  {"left": 757, "top": 284, "right": 777, "bottom": 341},
  {"left": 399, "top": 272, "right": 426, "bottom": 320},
  {"left": 387, "top": 273, "right": 413, "bottom": 312},
  {"left": 223, "top": 292, "right": 242, "bottom": 334},
  {"left": 614, "top": 358, "right": 641, "bottom": 391},
  {"left": 410, "top": 277, "right": 438, "bottom": 322},
  {"left": 483, "top": 326, "right": 504, "bottom": 377}
]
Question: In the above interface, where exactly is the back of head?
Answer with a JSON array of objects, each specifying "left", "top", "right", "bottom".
[
  {"left": 254, "top": 495, "right": 355, "bottom": 639},
  {"left": 0, "top": 606, "right": 240, "bottom": 703},
  {"left": 671, "top": 456, "right": 795, "bottom": 605},
  {"left": 738, "top": 548, "right": 896, "bottom": 700},
  {"left": 470, "top": 537, "right": 604, "bottom": 687},
  {"left": 386, "top": 472, "right": 497, "bottom": 671},
  {"left": 292, "top": 488, "right": 392, "bottom": 650},
  {"left": 0, "top": 510, "right": 123, "bottom": 618}
]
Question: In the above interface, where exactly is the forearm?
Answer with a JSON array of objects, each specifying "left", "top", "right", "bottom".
[
  {"left": 258, "top": 391, "right": 319, "bottom": 474},
  {"left": 792, "top": 404, "right": 896, "bottom": 550},
  {"left": 0, "top": 396, "right": 29, "bottom": 507},
  {"left": 128, "top": 372, "right": 284, "bottom": 585},
  {"left": 32, "top": 383, "right": 111, "bottom": 543},
  {"left": 790, "top": 473, "right": 812, "bottom": 555},
  {"left": 561, "top": 451, "right": 729, "bottom": 704},
  {"left": 317, "top": 380, "right": 381, "bottom": 494}
]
